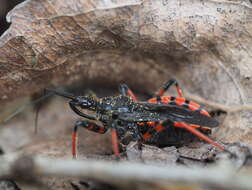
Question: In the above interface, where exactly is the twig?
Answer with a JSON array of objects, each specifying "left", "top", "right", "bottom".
[
  {"left": 185, "top": 92, "right": 252, "bottom": 113},
  {"left": 1, "top": 153, "right": 252, "bottom": 190}
]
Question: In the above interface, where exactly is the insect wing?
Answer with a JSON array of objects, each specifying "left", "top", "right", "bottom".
[
  {"left": 141, "top": 103, "right": 219, "bottom": 127},
  {"left": 118, "top": 112, "right": 164, "bottom": 122}
]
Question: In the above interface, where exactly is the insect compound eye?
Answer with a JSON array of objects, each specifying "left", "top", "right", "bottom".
[{"left": 77, "top": 97, "right": 93, "bottom": 108}]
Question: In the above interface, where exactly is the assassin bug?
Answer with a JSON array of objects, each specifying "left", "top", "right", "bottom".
[{"left": 45, "top": 79, "right": 225, "bottom": 158}]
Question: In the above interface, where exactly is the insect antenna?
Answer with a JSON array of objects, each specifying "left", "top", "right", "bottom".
[
  {"left": 34, "top": 95, "right": 44, "bottom": 134},
  {"left": 3, "top": 88, "right": 78, "bottom": 133},
  {"left": 45, "top": 88, "right": 77, "bottom": 100},
  {"left": 3, "top": 92, "right": 53, "bottom": 123}
]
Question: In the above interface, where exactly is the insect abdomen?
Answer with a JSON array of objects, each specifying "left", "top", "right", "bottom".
[{"left": 148, "top": 96, "right": 210, "bottom": 117}]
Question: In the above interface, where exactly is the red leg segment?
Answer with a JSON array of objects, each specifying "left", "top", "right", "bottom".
[
  {"left": 127, "top": 89, "right": 138, "bottom": 102},
  {"left": 141, "top": 120, "right": 223, "bottom": 151},
  {"left": 173, "top": 122, "right": 225, "bottom": 150},
  {"left": 148, "top": 96, "right": 211, "bottom": 118},
  {"left": 72, "top": 128, "right": 78, "bottom": 159},
  {"left": 142, "top": 121, "right": 168, "bottom": 141},
  {"left": 111, "top": 128, "right": 120, "bottom": 157}
]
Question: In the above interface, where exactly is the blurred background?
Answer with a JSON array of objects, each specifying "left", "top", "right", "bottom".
[
  {"left": 0, "top": 0, "right": 117, "bottom": 156},
  {"left": 0, "top": 0, "right": 24, "bottom": 35},
  {"left": 0, "top": 0, "right": 251, "bottom": 189}
]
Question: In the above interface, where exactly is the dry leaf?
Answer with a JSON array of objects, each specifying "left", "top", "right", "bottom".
[{"left": 0, "top": 3, "right": 252, "bottom": 189}]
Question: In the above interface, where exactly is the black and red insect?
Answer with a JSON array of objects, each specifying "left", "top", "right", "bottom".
[{"left": 46, "top": 79, "right": 225, "bottom": 158}]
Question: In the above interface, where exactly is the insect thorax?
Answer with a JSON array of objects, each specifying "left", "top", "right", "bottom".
[{"left": 96, "top": 95, "right": 134, "bottom": 120}]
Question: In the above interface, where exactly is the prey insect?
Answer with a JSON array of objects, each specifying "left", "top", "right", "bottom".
[{"left": 46, "top": 79, "right": 225, "bottom": 158}]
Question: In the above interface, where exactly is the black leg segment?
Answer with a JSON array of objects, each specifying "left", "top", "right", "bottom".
[
  {"left": 118, "top": 83, "right": 138, "bottom": 101},
  {"left": 155, "top": 79, "right": 183, "bottom": 97}
]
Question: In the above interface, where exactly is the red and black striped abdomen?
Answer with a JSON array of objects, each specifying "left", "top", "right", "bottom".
[{"left": 148, "top": 96, "right": 210, "bottom": 117}]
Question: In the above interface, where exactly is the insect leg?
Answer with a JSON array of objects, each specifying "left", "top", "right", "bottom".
[
  {"left": 155, "top": 79, "right": 183, "bottom": 97},
  {"left": 142, "top": 121, "right": 171, "bottom": 141},
  {"left": 118, "top": 84, "right": 138, "bottom": 102},
  {"left": 190, "top": 124, "right": 211, "bottom": 131},
  {"left": 111, "top": 120, "right": 120, "bottom": 157},
  {"left": 173, "top": 122, "right": 225, "bottom": 150},
  {"left": 72, "top": 120, "right": 107, "bottom": 159}
]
